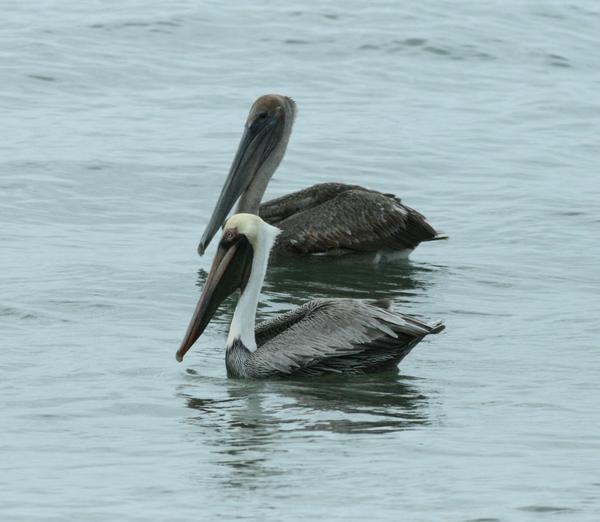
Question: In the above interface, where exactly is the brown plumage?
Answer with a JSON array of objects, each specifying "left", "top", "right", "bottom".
[
  {"left": 260, "top": 182, "right": 446, "bottom": 258},
  {"left": 197, "top": 95, "right": 446, "bottom": 260}
]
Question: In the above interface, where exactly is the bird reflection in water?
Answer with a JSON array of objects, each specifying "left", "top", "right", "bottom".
[
  {"left": 263, "top": 257, "right": 442, "bottom": 304},
  {"left": 178, "top": 372, "right": 434, "bottom": 486},
  {"left": 179, "top": 373, "right": 433, "bottom": 488},
  {"left": 180, "top": 372, "right": 432, "bottom": 437},
  {"left": 194, "top": 257, "right": 446, "bottom": 327}
]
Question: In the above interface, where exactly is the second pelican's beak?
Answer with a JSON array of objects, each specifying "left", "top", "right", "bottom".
[
  {"left": 198, "top": 114, "right": 282, "bottom": 256},
  {"left": 177, "top": 231, "right": 254, "bottom": 362}
]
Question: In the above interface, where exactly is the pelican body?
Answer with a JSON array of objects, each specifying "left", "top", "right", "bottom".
[
  {"left": 177, "top": 214, "right": 444, "bottom": 378},
  {"left": 197, "top": 95, "right": 446, "bottom": 261}
]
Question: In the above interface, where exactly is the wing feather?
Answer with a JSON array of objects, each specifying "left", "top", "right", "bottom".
[
  {"left": 259, "top": 183, "right": 364, "bottom": 225},
  {"left": 271, "top": 187, "right": 441, "bottom": 254},
  {"left": 249, "top": 299, "right": 443, "bottom": 377}
]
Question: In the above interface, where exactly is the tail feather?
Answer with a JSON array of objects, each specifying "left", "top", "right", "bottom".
[
  {"left": 401, "top": 315, "right": 446, "bottom": 335},
  {"left": 428, "top": 321, "right": 446, "bottom": 334},
  {"left": 424, "top": 233, "right": 449, "bottom": 242}
]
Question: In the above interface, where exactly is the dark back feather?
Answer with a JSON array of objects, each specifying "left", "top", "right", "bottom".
[{"left": 260, "top": 185, "right": 441, "bottom": 256}]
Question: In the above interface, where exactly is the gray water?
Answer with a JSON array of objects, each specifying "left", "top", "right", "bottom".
[{"left": 2, "top": 1, "right": 600, "bottom": 520}]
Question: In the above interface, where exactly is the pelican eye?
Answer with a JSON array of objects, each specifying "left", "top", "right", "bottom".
[
  {"left": 256, "top": 111, "right": 268, "bottom": 121},
  {"left": 221, "top": 229, "right": 238, "bottom": 245}
]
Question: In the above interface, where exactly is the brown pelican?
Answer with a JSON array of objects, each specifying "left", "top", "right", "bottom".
[
  {"left": 177, "top": 213, "right": 444, "bottom": 378},
  {"left": 197, "top": 94, "right": 446, "bottom": 261}
]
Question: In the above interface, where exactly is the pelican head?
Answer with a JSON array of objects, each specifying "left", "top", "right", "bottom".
[
  {"left": 197, "top": 94, "right": 296, "bottom": 256},
  {"left": 177, "top": 214, "right": 279, "bottom": 362}
]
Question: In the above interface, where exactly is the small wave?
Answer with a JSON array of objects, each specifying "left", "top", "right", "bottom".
[
  {"left": 358, "top": 38, "right": 495, "bottom": 61},
  {"left": 0, "top": 306, "right": 37, "bottom": 320},
  {"left": 284, "top": 39, "right": 310, "bottom": 45},
  {"left": 547, "top": 53, "right": 571, "bottom": 68},
  {"left": 518, "top": 505, "right": 577, "bottom": 513},
  {"left": 27, "top": 74, "right": 56, "bottom": 82},
  {"left": 88, "top": 18, "right": 182, "bottom": 32}
]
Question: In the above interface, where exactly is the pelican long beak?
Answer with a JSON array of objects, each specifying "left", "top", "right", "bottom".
[
  {"left": 198, "top": 117, "right": 281, "bottom": 256},
  {"left": 177, "top": 235, "right": 254, "bottom": 362}
]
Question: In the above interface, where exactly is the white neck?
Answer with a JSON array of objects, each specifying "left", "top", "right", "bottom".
[{"left": 226, "top": 223, "right": 280, "bottom": 351}]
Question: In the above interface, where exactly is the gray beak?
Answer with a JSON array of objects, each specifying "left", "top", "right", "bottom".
[
  {"left": 198, "top": 117, "right": 279, "bottom": 256},
  {"left": 177, "top": 234, "right": 254, "bottom": 361}
]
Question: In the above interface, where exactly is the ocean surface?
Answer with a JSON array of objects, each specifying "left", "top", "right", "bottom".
[{"left": 2, "top": 1, "right": 600, "bottom": 520}]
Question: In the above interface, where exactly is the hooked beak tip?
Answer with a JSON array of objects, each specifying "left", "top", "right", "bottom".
[
  {"left": 175, "top": 351, "right": 184, "bottom": 362},
  {"left": 197, "top": 242, "right": 206, "bottom": 256}
]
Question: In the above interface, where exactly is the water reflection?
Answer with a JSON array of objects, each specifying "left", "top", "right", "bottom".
[
  {"left": 180, "top": 373, "right": 431, "bottom": 436},
  {"left": 267, "top": 374, "right": 431, "bottom": 433},
  {"left": 194, "top": 258, "right": 445, "bottom": 326},
  {"left": 264, "top": 258, "right": 441, "bottom": 303},
  {"left": 185, "top": 372, "right": 428, "bottom": 433},
  {"left": 179, "top": 373, "right": 432, "bottom": 488}
]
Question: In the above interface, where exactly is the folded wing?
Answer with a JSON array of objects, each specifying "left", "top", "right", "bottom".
[
  {"left": 261, "top": 184, "right": 443, "bottom": 255},
  {"left": 250, "top": 299, "right": 444, "bottom": 377}
]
